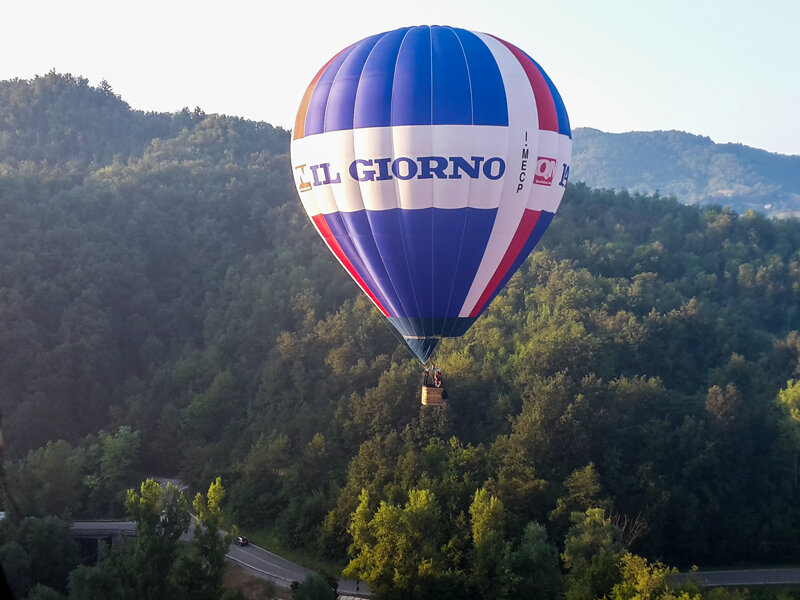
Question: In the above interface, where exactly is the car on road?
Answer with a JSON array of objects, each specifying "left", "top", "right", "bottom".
[{"left": 234, "top": 536, "right": 249, "bottom": 546}]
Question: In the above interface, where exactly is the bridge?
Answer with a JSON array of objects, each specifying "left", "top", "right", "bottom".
[
  {"left": 67, "top": 518, "right": 369, "bottom": 596},
  {"left": 70, "top": 520, "right": 136, "bottom": 562}
]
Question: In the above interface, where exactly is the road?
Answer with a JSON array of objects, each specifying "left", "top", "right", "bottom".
[
  {"left": 71, "top": 517, "right": 369, "bottom": 596},
  {"left": 150, "top": 477, "right": 369, "bottom": 596},
  {"left": 226, "top": 540, "right": 314, "bottom": 587},
  {"left": 224, "top": 540, "right": 369, "bottom": 597},
  {"left": 676, "top": 568, "right": 800, "bottom": 587}
]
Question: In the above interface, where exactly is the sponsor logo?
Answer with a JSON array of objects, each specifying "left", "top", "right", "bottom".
[
  {"left": 295, "top": 155, "right": 506, "bottom": 189},
  {"left": 533, "top": 157, "right": 556, "bottom": 186}
]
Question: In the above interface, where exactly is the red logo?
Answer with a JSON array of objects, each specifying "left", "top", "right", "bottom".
[{"left": 533, "top": 157, "right": 556, "bottom": 185}]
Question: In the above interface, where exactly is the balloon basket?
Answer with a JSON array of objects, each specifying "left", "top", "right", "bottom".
[{"left": 421, "top": 386, "right": 444, "bottom": 407}]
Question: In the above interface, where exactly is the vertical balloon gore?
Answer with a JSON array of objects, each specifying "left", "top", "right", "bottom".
[{"left": 291, "top": 26, "right": 571, "bottom": 363}]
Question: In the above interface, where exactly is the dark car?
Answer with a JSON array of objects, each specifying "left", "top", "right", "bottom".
[{"left": 234, "top": 536, "right": 249, "bottom": 546}]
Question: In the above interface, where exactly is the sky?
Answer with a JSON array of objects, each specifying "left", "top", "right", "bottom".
[{"left": 3, "top": 0, "right": 799, "bottom": 155}]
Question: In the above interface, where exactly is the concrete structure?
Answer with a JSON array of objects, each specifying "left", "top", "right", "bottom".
[{"left": 70, "top": 520, "right": 136, "bottom": 562}]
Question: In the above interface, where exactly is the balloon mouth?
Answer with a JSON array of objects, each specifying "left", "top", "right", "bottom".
[
  {"left": 390, "top": 316, "right": 478, "bottom": 362},
  {"left": 403, "top": 337, "right": 441, "bottom": 364},
  {"left": 391, "top": 316, "right": 477, "bottom": 363},
  {"left": 388, "top": 316, "right": 477, "bottom": 338}
]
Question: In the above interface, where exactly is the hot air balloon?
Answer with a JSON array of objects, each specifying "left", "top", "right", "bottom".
[{"left": 291, "top": 25, "right": 571, "bottom": 366}]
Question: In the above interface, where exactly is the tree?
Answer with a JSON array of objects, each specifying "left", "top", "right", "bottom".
[
  {"left": 344, "top": 488, "right": 446, "bottom": 600},
  {"left": 17, "top": 516, "right": 80, "bottom": 593},
  {"left": 99, "top": 426, "right": 140, "bottom": 496},
  {"left": 705, "top": 384, "right": 741, "bottom": 431},
  {"left": 607, "top": 552, "right": 700, "bottom": 600},
  {"left": 562, "top": 508, "right": 624, "bottom": 600},
  {"left": 27, "top": 583, "right": 65, "bottom": 600},
  {"left": 175, "top": 477, "right": 235, "bottom": 600},
  {"left": 12, "top": 440, "right": 83, "bottom": 518},
  {"left": 67, "top": 564, "right": 125, "bottom": 600},
  {"left": 0, "top": 541, "right": 31, "bottom": 598},
  {"left": 501, "top": 522, "right": 562, "bottom": 600},
  {"left": 469, "top": 488, "right": 506, "bottom": 600},
  {"left": 122, "top": 479, "right": 189, "bottom": 600},
  {"left": 469, "top": 488, "right": 505, "bottom": 549},
  {"left": 549, "top": 463, "right": 607, "bottom": 542},
  {"left": 468, "top": 488, "right": 562, "bottom": 600},
  {"left": 183, "top": 372, "right": 237, "bottom": 443},
  {"left": 778, "top": 379, "right": 800, "bottom": 487},
  {"left": 291, "top": 573, "right": 337, "bottom": 600}
]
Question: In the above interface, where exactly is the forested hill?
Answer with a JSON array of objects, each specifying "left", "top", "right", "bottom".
[
  {"left": 3, "top": 73, "right": 800, "bottom": 597},
  {"left": 1, "top": 72, "right": 175, "bottom": 168},
  {"left": 0, "top": 72, "right": 306, "bottom": 451},
  {"left": 0, "top": 71, "right": 289, "bottom": 169},
  {"left": 572, "top": 127, "right": 800, "bottom": 218}
]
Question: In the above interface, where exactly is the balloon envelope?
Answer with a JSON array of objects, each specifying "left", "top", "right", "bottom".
[{"left": 291, "top": 25, "right": 571, "bottom": 362}]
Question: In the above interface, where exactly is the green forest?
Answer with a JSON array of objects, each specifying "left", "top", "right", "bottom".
[{"left": 2, "top": 73, "right": 800, "bottom": 599}]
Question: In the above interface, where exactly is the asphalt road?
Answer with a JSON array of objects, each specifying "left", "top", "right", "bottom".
[
  {"left": 225, "top": 540, "right": 314, "bottom": 587},
  {"left": 676, "top": 568, "right": 800, "bottom": 587},
  {"left": 225, "top": 540, "right": 369, "bottom": 596},
  {"left": 150, "top": 476, "right": 370, "bottom": 596},
  {"left": 70, "top": 519, "right": 369, "bottom": 595}
]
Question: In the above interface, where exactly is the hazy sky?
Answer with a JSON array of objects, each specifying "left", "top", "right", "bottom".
[{"left": 3, "top": 0, "right": 798, "bottom": 155}]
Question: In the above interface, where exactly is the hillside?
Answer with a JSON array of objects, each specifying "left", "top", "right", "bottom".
[
  {"left": 571, "top": 127, "right": 800, "bottom": 218},
  {"left": 2, "top": 73, "right": 800, "bottom": 598}
]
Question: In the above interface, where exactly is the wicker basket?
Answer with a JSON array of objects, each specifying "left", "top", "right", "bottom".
[{"left": 421, "top": 386, "right": 444, "bottom": 407}]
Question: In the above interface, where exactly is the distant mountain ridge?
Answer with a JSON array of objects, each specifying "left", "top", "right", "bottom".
[{"left": 571, "top": 127, "right": 800, "bottom": 218}]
